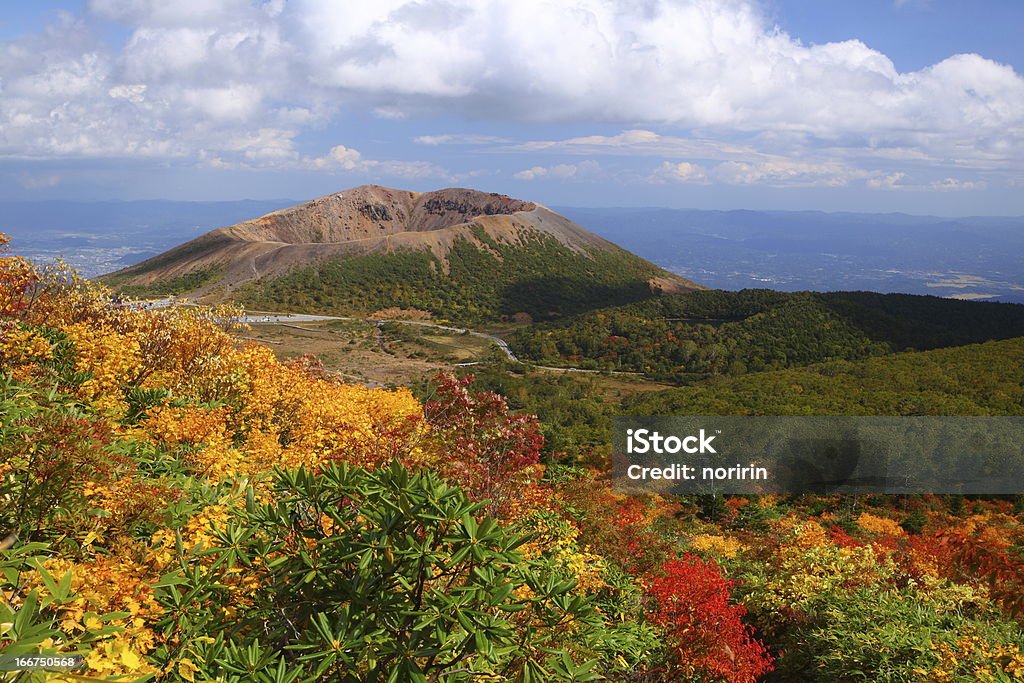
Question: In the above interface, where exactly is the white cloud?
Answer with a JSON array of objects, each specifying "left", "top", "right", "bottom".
[
  {"left": 303, "top": 147, "right": 454, "bottom": 179},
  {"left": 361, "top": 159, "right": 453, "bottom": 179},
  {"left": 512, "top": 130, "right": 761, "bottom": 162},
  {"left": 867, "top": 172, "right": 908, "bottom": 190},
  {"left": 650, "top": 161, "right": 708, "bottom": 184},
  {"left": 712, "top": 160, "right": 860, "bottom": 187},
  {"left": 415, "top": 134, "right": 510, "bottom": 146},
  {"left": 513, "top": 166, "right": 550, "bottom": 181},
  {"left": 0, "top": 0, "right": 1020, "bottom": 190},
  {"left": 205, "top": 140, "right": 455, "bottom": 180},
  {"left": 108, "top": 83, "right": 146, "bottom": 103},
  {"left": 929, "top": 177, "right": 984, "bottom": 191},
  {"left": 513, "top": 161, "right": 599, "bottom": 181},
  {"left": 863, "top": 172, "right": 983, "bottom": 192},
  {"left": 864, "top": 172, "right": 983, "bottom": 191},
  {"left": 308, "top": 144, "right": 362, "bottom": 170},
  {"left": 217, "top": 128, "right": 298, "bottom": 163}
]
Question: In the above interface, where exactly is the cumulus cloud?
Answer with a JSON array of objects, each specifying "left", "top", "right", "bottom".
[
  {"left": 513, "top": 161, "right": 599, "bottom": 181},
  {"left": 650, "top": 161, "right": 708, "bottom": 184},
  {"left": 308, "top": 144, "right": 362, "bottom": 170},
  {"left": 0, "top": 0, "right": 1020, "bottom": 188},
  {"left": 866, "top": 172, "right": 908, "bottom": 190}
]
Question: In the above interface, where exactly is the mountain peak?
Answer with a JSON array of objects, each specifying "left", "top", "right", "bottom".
[
  {"left": 102, "top": 185, "right": 698, "bottom": 321},
  {"left": 220, "top": 186, "right": 538, "bottom": 244}
]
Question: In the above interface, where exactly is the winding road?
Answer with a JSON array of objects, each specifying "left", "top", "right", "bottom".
[
  {"left": 234, "top": 311, "right": 640, "bottom": 375},
  {"left": 236, "top": 312, "right": 519, "bottom": 362},
  {"left": 145, "top": 301, "right": 637, "bottom": 375}
]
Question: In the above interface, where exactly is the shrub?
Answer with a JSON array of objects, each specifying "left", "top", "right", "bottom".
[
  {"left": 647, "top": 555, "right": 773, "bottom": 683},
  {"left": 150, "top": 461, "right": 638, "bottom": 682}
]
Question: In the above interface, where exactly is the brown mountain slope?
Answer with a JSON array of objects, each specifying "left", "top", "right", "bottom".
[{"left": 101, "top": 186, "right": 699, "bottom": 321}]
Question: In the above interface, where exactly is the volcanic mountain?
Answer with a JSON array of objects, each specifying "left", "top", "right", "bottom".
[{"left": 102, "top": 186, "right": 698, "bottom": 322}]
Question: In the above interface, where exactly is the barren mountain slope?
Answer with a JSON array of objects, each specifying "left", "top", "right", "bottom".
[{"left": 102, "top": 186, "right": 698, "bottom": 320}]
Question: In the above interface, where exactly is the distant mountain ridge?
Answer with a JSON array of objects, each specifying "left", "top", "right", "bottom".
[
  {"left": 556, "top": 206, "right": 1024, "bottom": 303},
  {"left": 102, "top": 186, "right": 696, "bottom": 322}
]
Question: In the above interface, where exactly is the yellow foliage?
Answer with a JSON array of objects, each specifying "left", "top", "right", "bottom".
[
  {"left": 857, "top": 512, "right": 905, "bottom": 537},
  {"left": 117, "top": 340, "right": 428, "bottom": 482},
  {"left": 924, "top": 631, "right": 1024, "bottom": 682},
  {"left": 147, "top": 502, "right": 237, "bottom": 570},
  {"left": 690, "top": 534, "right": 747, "bottom": 559},
  {"left": 749, "top": 519, "right": 896, "bottom": 619},
  {"left": 772, "top": 517, "right": 830, "bottom": 549},
  {"left": 955, "top": 513, "right": 1020, "bottom": 550},
  {"left": 761, "top": 543, "right": 890, "bottom": 615},
  {"left": 912, "top": 576, "right": 992, "bottom": 616},
  {"left": 82, "top": 477, "right": 180, "bottom": 530},
  {"left": 517, "top": 512, "right": 607, "bottom": 594},
  {"left": 0, "top": 245, "right": 621, "bottom": 676},
  {"left": 26, "top": 550, "right": 161, "bottom": 678},
  {"left": 0, "top": 320, "right": 51, "bottom": 366},
  {"left": 144, "top": 404, "right": 244, "bottom": 479},
  {"left": 64, "top": 322, "right": 143, "bottom": 413}
]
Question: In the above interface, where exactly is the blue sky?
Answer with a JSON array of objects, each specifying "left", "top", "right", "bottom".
[{"left": 1, "top": 0, "right": 1023, "bottom": 215}]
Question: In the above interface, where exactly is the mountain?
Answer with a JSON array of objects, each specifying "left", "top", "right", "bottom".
[{"left": 101, "top": 186, "right": 697, "bottom": 322}]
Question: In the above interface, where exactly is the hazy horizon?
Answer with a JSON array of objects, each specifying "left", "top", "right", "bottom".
[{"left": 3, "top": 194, "right": 1024, "bottom": 221}]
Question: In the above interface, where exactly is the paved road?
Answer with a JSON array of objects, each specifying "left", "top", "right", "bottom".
[{"left": 238, "top": 313, "right": 354, "bottom": 324}]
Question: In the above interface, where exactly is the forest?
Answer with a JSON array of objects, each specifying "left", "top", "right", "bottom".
[
  {"left": 235, "top": 229, "right": 663, "bottom": 324},
  {"left": 2, "top": 235, "right": 1024, "bottom": 682},
  {"left": 509, "top": 289, "right": 1024, "bottom": 381}
]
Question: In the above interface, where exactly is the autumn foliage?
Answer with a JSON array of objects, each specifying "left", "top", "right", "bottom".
[
  {"left": 4, "top": 233, "right": 1024, "bottom": 682},
  {"left": 647, "top": 556, "right": 773, "bottom": 683},
  {"left": 423, "top": 372, "right": 544, "bottom": 513},
  {"left": 2, "top": 235, "right": 767, "bottom": 681}
]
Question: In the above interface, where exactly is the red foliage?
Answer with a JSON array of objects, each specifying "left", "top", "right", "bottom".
[
  {"left": 869, "top": 533, "right": 901, "bottom": 561},
  {"left": 424, "top": 372, "right": 544, "bottom": 513},
  {"left": 647, "top": 555, "right": 774, "bottom": 683},
  {"left": 0, "top": 234, "right": 41, "bottom": 319},
  {"left": 609, "top": 497, "right": 650, "bottom": 563},
  {"left": 827, "top": 525, "right": 862, "bottom": 549},
  {"left": 555, "top": 473, "right": 673, "bottom": 575},
  {"left": 937, "top": 530, "right": 1024, "bottom": 617},
  {"left": 889, "top": 533, "right": 955, "bottom": 581},
  {"left": 283, "top": 353, "right": 331, "bottom": 380}
]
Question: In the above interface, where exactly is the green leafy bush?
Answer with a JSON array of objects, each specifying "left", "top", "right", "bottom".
[{"left": 151, "top": 461, "right": 643, "bottom": 682}]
